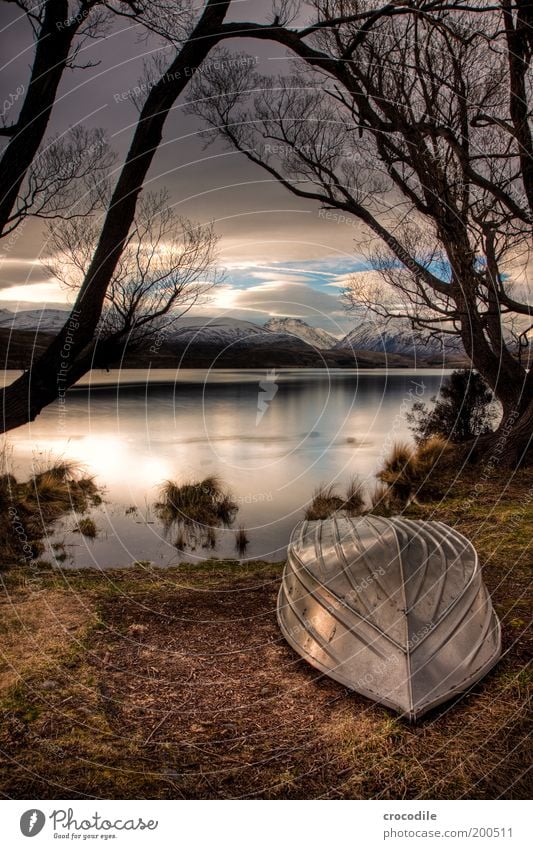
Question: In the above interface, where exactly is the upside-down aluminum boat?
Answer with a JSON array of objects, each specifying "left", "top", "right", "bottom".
[{"left": 277, "top": 515, "right": 501, "bottom": 720}]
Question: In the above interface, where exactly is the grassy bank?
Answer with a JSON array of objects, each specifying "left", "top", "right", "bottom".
[{"left": 0, "top": 468, "right": 530, "bottom": 799}]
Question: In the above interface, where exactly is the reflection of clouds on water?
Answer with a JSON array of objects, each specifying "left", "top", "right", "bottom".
[
  {"left": 156, "top": 434, "right": 294, "bottom": 444},
  {"left": 7, "top": 369, "right": 448, "bottom": 568}
]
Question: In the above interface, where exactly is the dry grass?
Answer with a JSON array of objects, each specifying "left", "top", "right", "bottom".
[
  {"left": 369, "top": 482, "right": 390, "bottom": 511},
  {"left": 344, "top": 475, "right": 365, "bottom": 515},
  {"left": 305, "top": 483, "right": 345, "bottom": 520},
  {"left": 76, "top": 517, "right": 98, "bottom": 538},
  {"left": 0, "top": 455, "right": 102, "bottom": 568},
  {"left": 156, "top": 475, "right": 237, "bottom": 532},
  {"left": 0, "top": 468, "right": 530, "bottom": 799},
  {"left": 155, "top": 475, "right": 238, "bottom": 551},
  {"left": 377, "top": 436, "right": 450, "bottom": 503},
  {"left": 305, "top": 477, "right": 366, "bottom": 520},
  {"left": 0, "top": 580, "right": 99, "bottom": 693}
]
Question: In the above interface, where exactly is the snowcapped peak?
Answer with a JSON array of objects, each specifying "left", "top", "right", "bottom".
[{"left": 263, "top": 317, "right": 338, "bottom": 350}]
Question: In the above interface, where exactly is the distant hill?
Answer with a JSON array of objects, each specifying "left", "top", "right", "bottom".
[
  {"left": 335, "top": 320, "right": 464, "bottom": 360},
  {"left": 0, "top": 308, "right": 69, "bottom": 333},
  {"left": 263, "top": 317, "right": 338, "bottom": 350}
]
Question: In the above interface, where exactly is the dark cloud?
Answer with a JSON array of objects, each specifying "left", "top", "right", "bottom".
[{"left": 0, "top": 2, "right": 364, "bottom": 325}]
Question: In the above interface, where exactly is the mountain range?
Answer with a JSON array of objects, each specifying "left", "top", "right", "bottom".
[{"left": 0, "top": 308, "right": 467, "bottom": 368}]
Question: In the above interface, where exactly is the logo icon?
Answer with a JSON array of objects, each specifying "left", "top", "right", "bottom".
[
  {"left": 256, "top": 369, "right": 279, "bottom": 424},
  {"left": 20, "top": 810, "right": 46, "bottom": 837}
]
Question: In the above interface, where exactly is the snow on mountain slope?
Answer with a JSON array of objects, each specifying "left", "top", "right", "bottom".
[
  {"left": 0, "top": 308, "right": 69, "bottom": 332},
  {"left": 168, "top": 316, "right": 265, "bottom": 345},
  {"left": 168, "top": 317, "right": 317, "bottom": 354},
  {"left": 263, "top": 317, "right": 338, "bottom": 350},
  {"left": 336, "top": 321, "right": 463, "bottom": 356}
]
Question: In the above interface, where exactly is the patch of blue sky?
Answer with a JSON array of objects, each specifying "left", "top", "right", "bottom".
[{"left": 225, "top": 255, "right": 371, "bottom": 291}]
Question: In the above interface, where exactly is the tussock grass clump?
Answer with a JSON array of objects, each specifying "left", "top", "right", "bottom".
[
  {"left": 369, "top": 482, "right": 390, "bottom": 511},
  {"left": 156, "top": 475, "right": 238, "bottom": 550},
  {"left": 0, "top": 451, "right": 102, "bottom": 569},
  {"left": 416, "top": 435, "right": 450, "bottom": 469},
  {"left": 305, "top": 483, "right": 345, "bottom": 520},
  {"left": 235, "top": 525, "right": 250, "bottom": 556},
  {"left": 76, "top": 517, "right": 97, "bottom": 539},
  {"left": 343, "top": 475, "right": 365, "bottom": 515},
  {"left": 305, "top": 477, "right": 366, "bottom": 521},
  {"left": 377, "top": 436, "right": 450, "bottom": 505},
  {"left": 27, "top": 460, "right": 101, "bottom": 523},
  {"left": 156, "top": 475, "right": 237, "bottom": 528}
]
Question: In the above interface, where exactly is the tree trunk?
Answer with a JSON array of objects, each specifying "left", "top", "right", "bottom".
[
  {"left": 453, "top": 277, "right": 529, "bottom": 414},
  {"left": 502, "top": 0, "right": 533, "bottom": 217},
  {"left": 0, "top": 0, "right": 230, "bottom": 434},
  {"left": 467, "top": 396, "right": 533, "bottom": 468},
  {"left": 0, "top": 1, "right": 77, "bottom": 235}
]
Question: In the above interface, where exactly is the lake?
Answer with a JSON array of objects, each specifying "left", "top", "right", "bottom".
[{"left": 4, "top": 368, "right": 450, "bottom": 567}]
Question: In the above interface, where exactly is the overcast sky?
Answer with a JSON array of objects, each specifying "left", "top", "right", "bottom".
[{"left": 0, "top": 1, "right": 377, "bottom": 334}]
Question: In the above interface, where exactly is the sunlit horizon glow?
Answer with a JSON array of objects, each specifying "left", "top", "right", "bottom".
[{"left": 0, "top": 280, "right": 68, "bottom": 306}]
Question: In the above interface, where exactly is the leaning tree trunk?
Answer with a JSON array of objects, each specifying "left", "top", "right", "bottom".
[
  {"left": 0, "top": 1, "right": 78, "bottom": 236},
  {"left": 0, "top": 0, "right": 231, "bottom": 434}
]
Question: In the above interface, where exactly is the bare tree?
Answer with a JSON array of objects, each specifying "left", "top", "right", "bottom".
[
  {"left": 46, "top": 190, "right": 219, "bottom": 359},
  {"left": 188, "top": 2, "right": 532, "bottom": 464},
  {"left": 0, "top": 0, "right": 143, "bottom": 237},
  {"left": 0, "top": 0, "right": 482, "bottom": 432},
  {"left": 1, "top": 126, "right": 114, "bottom": 237}
]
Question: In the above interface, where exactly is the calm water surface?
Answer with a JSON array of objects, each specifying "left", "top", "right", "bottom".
[{"left": 5, "top": 369, "right": 449, "bottom": 566}]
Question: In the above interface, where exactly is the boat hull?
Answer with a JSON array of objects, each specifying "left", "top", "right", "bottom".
[{"left": 277, "top": 515, "right": 501, "bottom": 720}]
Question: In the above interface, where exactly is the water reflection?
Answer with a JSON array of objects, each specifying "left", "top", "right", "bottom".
[{"left": 5, "top": 369, "right": 448, "bottom": 567}]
